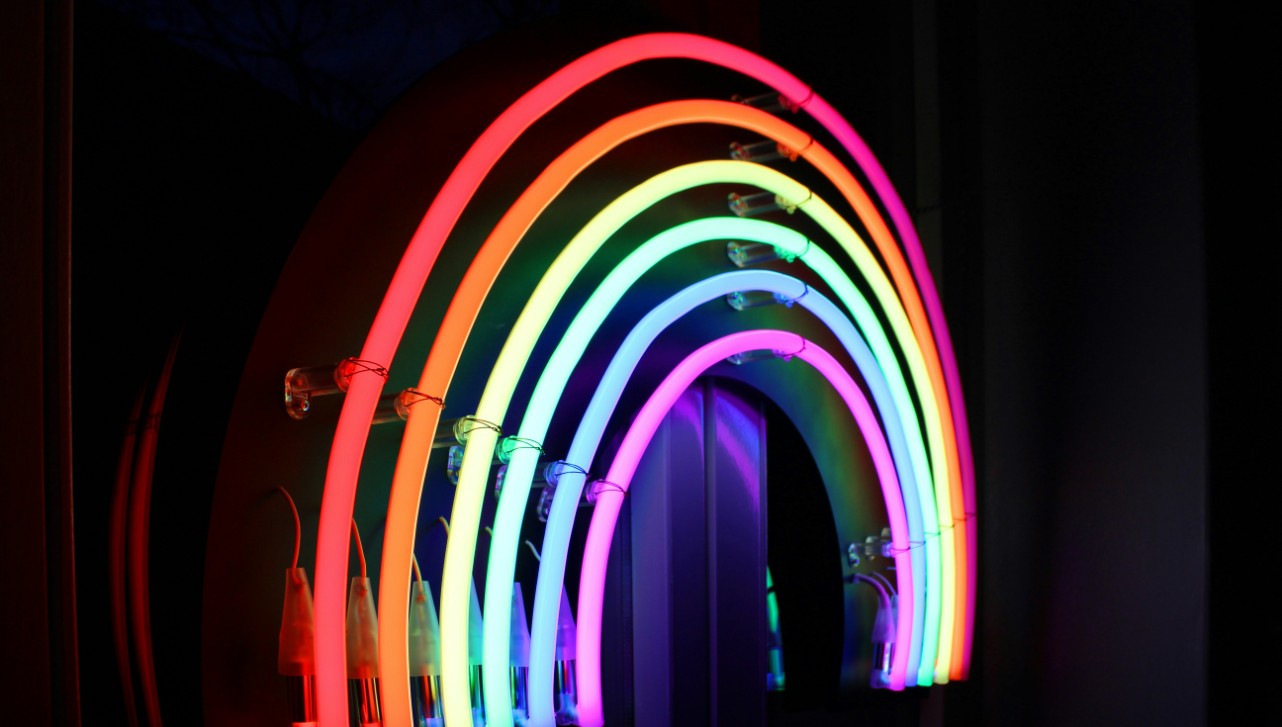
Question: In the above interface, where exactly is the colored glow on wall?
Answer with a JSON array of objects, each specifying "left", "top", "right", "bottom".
[
  {"left": 572, "top": 329, "right": 902, "bottom": 727},
  {"left": 311, "top": 32, "right": 975, "bottom": 727}
]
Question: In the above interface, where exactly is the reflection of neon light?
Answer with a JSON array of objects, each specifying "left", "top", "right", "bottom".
[
  {"left": 314, "top": 32, "right": 975, "bottom": 726},
  {"left": 573, "top": 329, "right": 900, "bottom": 727},
  {"left": 766, "top": 568, "right": 785, "bottom": 692}
]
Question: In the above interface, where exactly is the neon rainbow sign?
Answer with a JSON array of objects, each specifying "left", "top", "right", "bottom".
[{"left": 305, "top": 32, "right": 976, "bottom": 727}]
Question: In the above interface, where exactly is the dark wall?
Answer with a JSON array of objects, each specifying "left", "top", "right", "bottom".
[
  {"left": 955, "top": 2, "right": 1210, "bottom": 725},
  {"left": 8, "top": 0, "right": 1250, "bottom": 724}
]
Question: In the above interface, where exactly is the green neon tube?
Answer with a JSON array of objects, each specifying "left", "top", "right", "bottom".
[
  {"left": 439, "top": 161, "right": 946, "bottom": 726},
  {"left": 479, "top": 220, "right": 821, "bottom": 721},
  {"left": 490, "top": 217, "right": 932, "bottom": 720}
]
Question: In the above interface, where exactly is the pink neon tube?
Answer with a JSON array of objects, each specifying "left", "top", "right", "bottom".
[
  {"left": 803, "top": 96, "right": 976, "bottom": 679},
  {"left": 572, "top": 330, "right": 912, "bottom": 727},
  {"left": 316, "top": 32, "right": 973, "bottom": 726}
]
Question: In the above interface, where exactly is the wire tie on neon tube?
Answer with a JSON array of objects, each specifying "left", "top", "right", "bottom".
[
  {"left": 778, "top": 237, "right": 811, "bottom": 264},
  {"left": 337, "top": 357, "right": 390, "bottom": 390},
  {"left": 543, "top": 460, "right": 588, "bottom": 488},
  {"left": 775, "top": 284, "right": 810, "bottom": 308},
  {"left": 774, "top": 189, "right": 813, "bottom": 215},
  {"left": 774, "top": 338, "right": 806, "bottom": 362},
  {"left": 779, "top": 87, "right": 815, "bottom": 113},
  {"left": 399, "top": 388, "right": 445, "bottom": 409},
  {"left": 585, "top": 479, "right": 626, "bottom": 505},
  {"left": 504, "top": 436, "right": 544, "bottom": 453},
  {"left": 536, "top": 462, "right": 589, "bottom": 522},
  {"left": 496, "top": 435, "right": 546, "bottom": 464},
  {"left": 778, "top": 136, "right": 814, "bottom": 162},
  {"left": 453, "top": 415, "right": 502, "bottom": 445}
]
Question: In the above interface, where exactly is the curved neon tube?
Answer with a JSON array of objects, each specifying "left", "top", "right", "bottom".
[
  {"left": 439, "top": 158, "right": 945, "bottom": 726},
  {"left": 573, "top": 329, "right": 901, "bottom": 727},
  {"left": 385, "top": 97, "right": 953, "bottom": 725},
  {"left": 378, "top": 96, "right": 959, "bottom": 723},
  {"left": 322, "top": 33, "right": 974, "bottom": 727},
  {"left": 512, "top": 266, "right": 920, "bottom": 722},
  {"left": 501, "top": 224, "right": 936, "bottom": 724},
  {"left": 477, "top": 222, "right": 823, "bottom": 723},
  {"left": 377, "top": 97, "right": 911, "bottom": 725},
  {"left": 522, "top": 260, "right": 926, "bottom": 723}
]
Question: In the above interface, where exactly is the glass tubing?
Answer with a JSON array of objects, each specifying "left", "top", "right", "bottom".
[
  {"left": 488, "top": 249, "right": 927, "bottom": 725},
  {"left": 311, "top": 34, "right": 974, "bottom": 727},
  {"left": 380, "top": 100, "right": 963, "bottom": 727},
  {"left": 519, "top": 265, "right": 920, "bottom": 725},
  {"left": 433, "top": 157, "right": 951, "bottom": 727},
  {"left": 575, "top": 328, "right": 900, "bottom": 727}
]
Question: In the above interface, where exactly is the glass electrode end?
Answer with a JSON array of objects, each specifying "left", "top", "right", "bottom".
[
  {"left": 726, "top": 240, "right": 783, "bottom": 268},
  {"left": 345, "top": 577, "right": 380, "bottom": 680},
  {"left": 729, "top": 139, "right": 786, "bottom": 164},
  {"left": 446, "top": 445, "right": 465, "bottom": 485},
  {"left": 727, "top": 190, "right": 782, "bottom": 218},
  {"left": 725, "top": 289, "right": 779, "bottom": 311},
  {"left": 408, "top": 580, "right": 443, "bottom": 676},
  {"left": 279, "top": 568, "right": 317, "bottom": 676},
  {"left": 864, "top": 534, "right": 880, "bottom": 560},
  {"left": 283, "top": 362, "right": 344, "bottom": 420},
  {"left": 495, "top": 464, "right": 508, "bottom": 500},
  {"left": 846, "top": 542, "right": 861, "bottom": 568},
  {"left": 730, "top": 91, "right": 786, "bottom": 113},
  {"left": 453, "top": 417, "right": 474, "bottom": 444},
  {"left": 536, "top": 483, "right": 556, "bottom": 523},
  {"left": 370, "top": 390, "right": 409, "bottom": 425},
  {"left": 726, "top": 348, "right": 779, "bottom": 366}
]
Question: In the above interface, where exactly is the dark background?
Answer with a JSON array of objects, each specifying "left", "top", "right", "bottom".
[{"left": 4, "top": 0, "right": 1275, "bottom": 724}]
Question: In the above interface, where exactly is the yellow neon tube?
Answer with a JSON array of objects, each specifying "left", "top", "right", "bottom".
[{"left": 376, "top": 99, "right": 963, "bottom": 725}]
